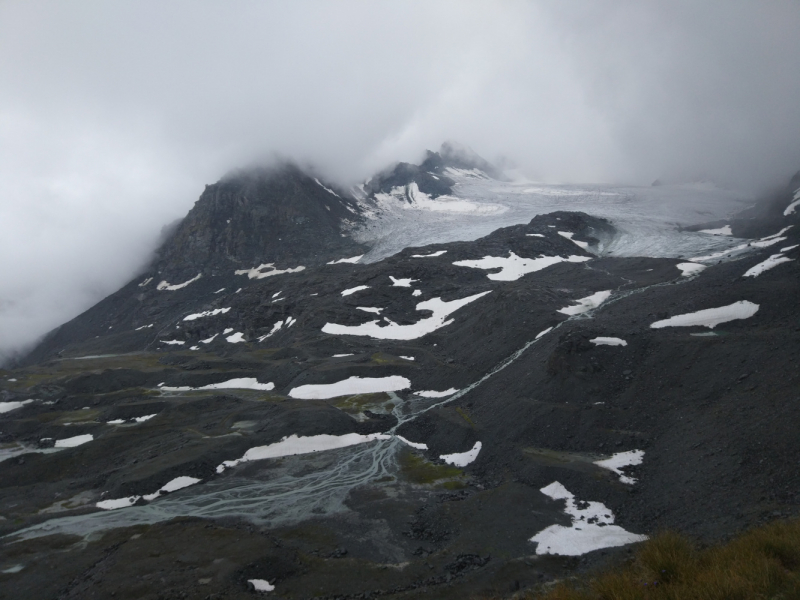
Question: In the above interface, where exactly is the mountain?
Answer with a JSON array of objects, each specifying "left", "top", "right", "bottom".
[
  {"left": 1, "top": 151, "right": 799, "bottom": 599},
  {"left": 363, "top": 141, "right": 506, "bottom": 200}
]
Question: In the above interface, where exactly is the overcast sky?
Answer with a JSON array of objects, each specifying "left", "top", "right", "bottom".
[{"left": 2, "top": 0, "right": 800, "bottom": 363}]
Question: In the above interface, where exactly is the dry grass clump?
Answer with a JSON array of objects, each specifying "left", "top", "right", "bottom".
[{"left": 532, "top": 519, "right": 800, "bottom": 600}]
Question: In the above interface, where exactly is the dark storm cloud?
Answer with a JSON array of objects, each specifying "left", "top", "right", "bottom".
[{"left": 1, "top": 0, "right": 799, "bottom": 362}]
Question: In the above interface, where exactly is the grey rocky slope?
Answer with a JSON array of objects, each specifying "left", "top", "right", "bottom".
[{"left": 0, "top": 156, "right": 798, "bottom": 599}]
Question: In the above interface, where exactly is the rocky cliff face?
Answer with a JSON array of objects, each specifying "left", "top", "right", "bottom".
[{"left": 363, "top": 141, "right": 504, "bottom": 199}]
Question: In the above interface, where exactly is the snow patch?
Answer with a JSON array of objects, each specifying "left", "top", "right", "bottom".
[
  {"left": 0, "top": 399, "right": 34, "bottom": 414},
  {"left": 536, "top": 327, "right": 553, "bottom": 339},
  {"left": 412, "top": 289, "right": 422, "bottom": 296},
  {"left": 341, "top": 285, "right": 370, "bottom": 296},
  {"left": 134, "top": 324, "right": 153, "bottom": 331},
  {"left": 157, "top": 274, "right": 201, "bottom": 291},
  {"left": 159, "top": 340, "right": 185, "bottom": 346},
  {"left": 322, "top": 292, "right": 491, "bottom": 340},
  {"left": 453, "top": 252, "right": 590, "bottom": 281},
  {"left": 390, "top": 276, "right": 418, "bottom": 287},
  {"left": 784, "top": 188, "right": 800, "bottom": 215},
  {"left": 396, "top": 435, "right": 428, "bottom": 450},
  {"left": 183, "top": 307, "right": 230, "bottom": 321},
  {"left": 235, "top": 263, "right": 305, "bottom": 279},
  {"left": 557, "top": 291, "right": 612, "bottom": 315},
  {"left": 699, "top": 225, "right": 732, "bottom": 235},
  {"left": 527, "top": 233, "right": 545, "bottom": 238},
  {"left": 743, "top": 253, "right": 794, "bottom": 277},
  {"left": 138, "top": 277, "right": 152, "bottom": 287},
  {"left": 356, "top": 307, "right": 383, "bottom": 314},
  {"left": 414, "top": 388, "right": 457, "bottom": 398},
  {"left": 97, "top": 496, "right": 140, "bottom": 510},
  {"left": 217, "top": 433, "right": 391, "bottom": 472},
  {"left": 161, "top": 378, "right": 274, "bottom": 392},
  {"left": 650, "top": 300, "right": 759, "bottom": 329},
  {"left": 248, "top": 579, "right": 275, "bottom": 593},
  {"left": 530, "top": 482, "right": 647, "bottom": 556},
  {"left": 594, "top": 450, "right": 644, "bottom": 484},
  {"left": 676, "top": 262, "right": 706, "bottom": 276},
  {"left": 590, "top": 337, "right": 627, "bottom": 347},
  {"left": 200, "top": 334, "right": 218, "bottom": 344},
  {"left": 332, "top": 353, "right": 354, "bottom": 357},
  {"left": 226, "top": 332, "right": 245, "bottom": 343},
  {"left": 412, "top": 250, "right": 447, "bottom": 258},
  {"left": 558, "top": 231, "right": 590, "bottom": 249},
  {"left": 440, "top": 441, "right": 481, "bottom": 467},
  {"left": 327, "top": 255, "right": 363, "bottom": 265},
  {"left": 55, "top": 434, "right": 93, "bottom": 448},
  {"left": 400, "top": 355, "right": 414, "bottom": 361},
  {"left": 289, "top": 376, "right": 410, "bottom": 399},
  {"left": 314, "top": 178, "right": 340, "bottom": 198}
]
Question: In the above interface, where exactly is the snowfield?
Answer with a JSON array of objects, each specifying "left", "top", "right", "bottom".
[
  {"left": 530, "top": 482, "right": 647, "bottom": 556},
  {"left": 217, "top": 433, "right": 391, "bottom": 472},
  {"left": 743, "top": 253, "right": 794, "bottom": 277},
  {"left": 590, "top": 337, "right": 627, "bottom": 347},
  {"left": 594, "top": 450, "right": 645, "bottom": 484},
  {"left": 650, "top": 300, "right": 759, "bottom": 329},
  {"left": 557, "top": 291, "right": 612, "bottom": 315},
  {"left": 289, "top": 375, "right": 410, "bottom": 399},
  {"left": 453, "top": 252, "right": 591, "bottom": 281},
  {"left": 161, "top": 378, "right": 274, "bottom": 392},
  {"left": 322, "top": 292, "right": 491, "bottom": 340},
  {"left": 156, "top": 274, "right": 201, "bottom": 291},
  {"left": 440, "top": 441, "right": 482, "bottom": 467},
  {"left": 235, "top": 263, "right": 305, "bottom": 279}
]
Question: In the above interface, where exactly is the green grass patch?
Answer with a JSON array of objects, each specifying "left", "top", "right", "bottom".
[
  {"left": 455, "top": 407, "right": 477, "bottom": 428},
  {"left": 519, "top": 519, "right": 800, "bottom": 600},
  {"left": 370, "top": 352, "right": 408, "bottom": 365},
  {"left": 332, "top": 392, "right": 391, "bottom": 413},
  {"left": 399, "top": 450, "right": 463, "bottom": 485}
]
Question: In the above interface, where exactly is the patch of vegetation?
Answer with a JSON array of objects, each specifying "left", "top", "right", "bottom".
[
  {"left": 516, "top": 519, "right": 800, "bottom": 600},
  {"left": 370, "top": 352, "right": 408, "bottom": 365},
  {"left": 332, "top": 392, "right": 391, "bottom": 413},
  {"left": 455, "top": 406, "right": 477, "bottom": 428},
  {"left": 399, "top": 450, "right": 463, "bottom": 485}
]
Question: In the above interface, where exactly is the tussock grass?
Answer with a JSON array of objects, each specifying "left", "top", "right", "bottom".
[{"left": 525, "top": 520, "right": 800, "bottom": 600}]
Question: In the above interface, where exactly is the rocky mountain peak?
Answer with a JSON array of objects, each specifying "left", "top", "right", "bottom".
[
  {"left": 364, "top": 142, "right": 504, "bottom": 200},
  {"left": 152, "top": 162, "right": 366, "bottom": 279}
]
